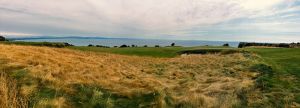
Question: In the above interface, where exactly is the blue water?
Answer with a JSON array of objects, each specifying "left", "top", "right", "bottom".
[{"left": 16, "top": 38, "right": 240, "bottom": 47}]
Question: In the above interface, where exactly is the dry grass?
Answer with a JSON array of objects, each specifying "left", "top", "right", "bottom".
[
  {"left": 0, "top": 73, "right": 28, "bottom": 108},
  {"left": 0, "top": 44, "right": 259, "bottom": 107}
]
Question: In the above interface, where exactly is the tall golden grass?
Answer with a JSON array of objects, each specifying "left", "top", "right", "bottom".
[
  {"left": 0, "top": 44, "right": 259, "bottom": 107},
  {"left": 0, "top": 73, "right": 28, "bottom": 108}
]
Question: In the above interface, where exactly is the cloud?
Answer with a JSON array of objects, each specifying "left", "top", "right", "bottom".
[{"left": 0, "top": 0, "right": 299, "bottom": 42}]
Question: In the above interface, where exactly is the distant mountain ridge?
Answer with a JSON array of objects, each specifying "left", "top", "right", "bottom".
[{"left": 7, "top": 36, "right": 126, "bottom": 40}]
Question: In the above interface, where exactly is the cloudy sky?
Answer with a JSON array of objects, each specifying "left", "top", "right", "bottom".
[{"left": 0, "top": 0, "right": 300, "bottom": 42}]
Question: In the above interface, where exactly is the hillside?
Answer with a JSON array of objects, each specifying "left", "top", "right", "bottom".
[{"left": 0, "top": 44, "right": 263, "bottom": 108}]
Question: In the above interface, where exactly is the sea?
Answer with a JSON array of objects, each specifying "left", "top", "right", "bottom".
[{"left": 14, "top": 37, "right": 240, "bottom": 47}]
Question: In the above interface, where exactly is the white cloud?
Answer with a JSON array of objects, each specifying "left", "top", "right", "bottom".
[
  {"left": 0, "top": 31, "right": 36, "bottom": 37},
  {"left": 235, "top": 0, "right": 284, "bottom": 10}
]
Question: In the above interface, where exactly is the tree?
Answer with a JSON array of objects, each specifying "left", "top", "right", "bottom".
[
  {"left": 0, "top": 35, "right": 5, "bottom": 41},
  {"left": 171, "top": 43, "right": 175, "bottom": 47}
]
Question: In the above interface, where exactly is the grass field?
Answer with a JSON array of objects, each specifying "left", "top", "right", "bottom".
[
  {"left": 0, "top": 44, "right": 261, "bottom": 108},
  {"left": 0, "top": 43, "right": 299, "bottom": 107}
]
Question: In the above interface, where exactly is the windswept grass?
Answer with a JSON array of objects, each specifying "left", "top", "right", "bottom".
[
  {"left": 0, "top": 61, "right": 28, "bottom": 108},
  {"left": 0, "top": 44, "right": 260, "bottom": 107}
]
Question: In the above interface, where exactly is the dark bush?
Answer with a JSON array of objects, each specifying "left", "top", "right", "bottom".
[
  {"left": 64, "top": 43, "right": 74, "bottom": 46},
  {"left": 88, "top": 44, "right": 94, "bottom": 47},
  {"left": 120, "top": 44, "right": 128, "bottom": 48},
  {"left": 171, "top": 43, "right": 175, "bottom": 47},
  {"left": 143, "top": 45, "right": 148, "bottom": 47},
  {"left": 223, "top": 43, "right": 229, "bottom": 47},
  {"left": 154, "top": 45, "right": 160, "bottom": 47},
  {"left": 95, "top": 45, "right": 110, "bottom": 48},
  {"left": 0, "top": 35, "right": 5, "bottom": 41},
  {"left": 131, "top": 44, "right": 137, "bottom": 47},
  {"left": 238, "top": 42, "right": 292, "bottom": 48},
  {"left": 278, "top": 43, "right": 289, "bottom": 48}
]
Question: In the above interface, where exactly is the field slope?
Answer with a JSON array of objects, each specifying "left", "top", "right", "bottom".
[{"left": 0, "top": 44, "right": 260, "bottom": 108}]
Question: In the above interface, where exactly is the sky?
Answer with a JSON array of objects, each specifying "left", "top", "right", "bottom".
[{"left": 0, "top": 0, "right": 300, "bottom": 42}]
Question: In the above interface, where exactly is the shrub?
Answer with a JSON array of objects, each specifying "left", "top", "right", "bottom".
[
  {"left": 223, "top": 43, "right": 229, "bottom": 47},
  {"left": 120, "top": 44, "right": 128, "bottom": 48},
  {"left": 143, "top": 45, "right": 148, "bottom": 47},
  {"left": 0, "top": 36, "right": 5, "bottom": 41},
  {"left": 155, "top": 45, "right": 160, "bottom": 47},
  {"left": 95, "top": 45, "right": 110, "bottom": 48},
  {"left": 131, "top": 44, "right": 137, "bottom": 47},
  {"left": 171, "top": 43, "right": 175, "bottom": 47},
  {"left": 88, "top": 44, "right": 94, "bottom": 47}
]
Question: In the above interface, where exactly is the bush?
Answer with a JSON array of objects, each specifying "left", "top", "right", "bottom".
[
  {"left": 96, "top": 45, "right": 110, "bottom": 48},
  {"left": 223, "top": 43, "right": 229, "bottom": 47},
  {"left": 131, "top": 44, "right": 137, "bottom": 47},
  {"left": 120, "top": 44, "right": 128, "bottom": 48},
  {"left": 155, "top": 45, "right": 160, "bottom": 48},
  {"left": 171, "top": 43, "right": 175, "bottom": 47},
  {"left": 0, "top": 36, "right": 5, "bottom": 41}
]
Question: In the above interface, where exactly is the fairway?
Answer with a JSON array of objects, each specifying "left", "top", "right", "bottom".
[{"left": 246, "top": 48, "right": 300, "bottom": 107}]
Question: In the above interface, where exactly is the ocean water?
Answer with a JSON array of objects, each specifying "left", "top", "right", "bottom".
[{"left": 17, "top": 38, "right": 240, "bottom": 47}]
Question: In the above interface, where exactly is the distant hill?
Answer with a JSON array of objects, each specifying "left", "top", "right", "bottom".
[{"left": 7, "top": 36, "right": 119, "bottom": 40}]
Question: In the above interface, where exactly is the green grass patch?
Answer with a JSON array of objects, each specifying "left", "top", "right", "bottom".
[
  {"left": 69, "top": 84, "right": 161, "bottom": 108},
  {"left": 68, "top": 46, "right": 234, "bottom": 58},
  {"left": 178, "top": 49, "right": 241, "bottom": 55},
  {"left": 9, "top": 69, "right": 28, "bottom": 80},
  {"left": 246, "top": 48, "right": 300, "bottom": 107}
]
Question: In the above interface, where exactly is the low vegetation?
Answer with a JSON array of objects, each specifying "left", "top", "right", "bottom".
[
  {"left": 0, "top": 41, "right": 73, "bottom": 48},
  {"left": 0, "top": 36, "right": 6, "bottom": 41}
]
